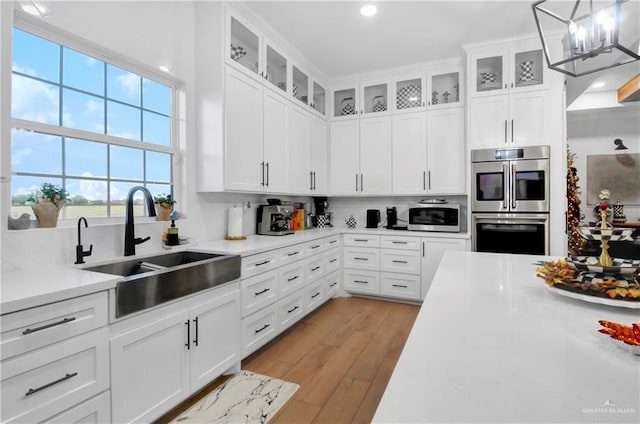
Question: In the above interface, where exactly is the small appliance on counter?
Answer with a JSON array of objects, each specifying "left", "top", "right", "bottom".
[
  {"left": 366, "top": 209, "right": 380, "bottom": 228},
  {"left": 386, "top": 207, "right": 397, "bottom": 229},
  {"left": 408, "top": 203, "right": 461, "bottom": 232},
  {"left": 256, "top": 200, "right": 294, "bottom": 236},
  {"left": 311, "top": 196, "right": 333, "bottom": 228}
]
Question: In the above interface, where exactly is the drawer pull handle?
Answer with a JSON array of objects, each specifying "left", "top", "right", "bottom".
[
  {"left": 392, "top": 284, "right": 408, "bottom": 288},
  {"left": 329, "top": 258, "right": 338, "bottom": 263},
  {"left": 255, "top": 260, "right": 271, "bottom": 267},
  {"left": 23, "top": 317, "right": 76, "bottom": 335},
  {"left": 330, "top": 282, "right": 338, "bottom": 287},
  {"left": 26, "top": 372, "right": 78, "bottom": 396},
  {"left": 287, "top": 306, "right": 299, "bottom": 313},
  {"left": 391, "top": 241, "right": 408, "bottom": 244},
  {"left": 287, "top": 275, "right": 299, "bottom": 282},
  {"left": 392, "top": 260, "right": 408, "bottom": 264},
  {"left": 255, "top": 288, "right": 271, "bottom": 296},
  {"left": 353, "top": 239, "right": 369, "bottom": 242},
  {"left": 354, "top": 257, "right": 368, "bottom": 261},
  {"left": 311, "top": 245, "right": 320, "bottom": 249},
  {"left": 330, "top": 240, "right": 337, "bottom": 244},
  {"left": 354, "top": 280, "right": 368, "bottom": 284},
  {"left": 287, "top": 251, "right": 299, "bottom": 256},
  {"left": 311, "top": 292, "right": 321, "bottom": 299},
  {"left": 255, "top": 324, "right": 270, "bottom": 334}
]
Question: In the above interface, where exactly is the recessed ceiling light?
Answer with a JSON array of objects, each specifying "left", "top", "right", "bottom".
[
  {"left": 592, "top": 82, "right": 605, "bottom": 89},
  {"left": 159, "top": 65, "right": 171, "bottom": 73},
  {"left": 360, "top": 5, "right": 377, "bottom": 17}
]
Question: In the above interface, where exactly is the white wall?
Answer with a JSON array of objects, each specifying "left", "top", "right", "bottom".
[{"left": 567, "top": 105, "right": 640, "bottom": 223}]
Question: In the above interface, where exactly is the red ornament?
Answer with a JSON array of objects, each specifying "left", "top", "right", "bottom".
[{"left": 599, "top": 202, "right": 609, "bottom": 210}]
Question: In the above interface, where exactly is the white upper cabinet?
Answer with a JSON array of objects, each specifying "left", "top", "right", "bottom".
[
  {"left": 264, "top": 39, "right": 289, "bottom": 95},
  {"left": 393, "top": 74, "right": 426, "bottom": 114},
  {"left": 392, "top": 112, "right": 427, "bottom": 194},
  {"left": 332, "top": 83, "right": 359, "bottom": 120},
  {"left": 426, "top": 107, "right": 466, "bottom": 194},
  {"left": 292, "top": 65, "right": 310, "bottom": 107},
  {"left": 360, "top": 78, "right": 392, "bottom": 117},
  {"left": 469, "top": 38, "right": 548, "bottom": 98},
  {"left": 427, "top": 66, "right": 463, "bottom": 109},
  {"left": 312, "top": 81, "right": 326, "bottom": 116},
  {"left": 227, "top": 14, "right": 261, "bottom": 78}
]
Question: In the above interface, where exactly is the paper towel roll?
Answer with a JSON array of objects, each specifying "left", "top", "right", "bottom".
[{"left": 227, "top": 207, "right": 243, "bottom": 238}]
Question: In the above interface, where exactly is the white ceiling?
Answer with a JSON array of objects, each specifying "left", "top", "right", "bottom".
[{"left": 241, "top": 0, "right": 543, "bottom": 80}]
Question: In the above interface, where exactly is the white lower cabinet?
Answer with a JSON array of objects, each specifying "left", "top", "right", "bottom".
[
  {"left": 304, "top": 280, "right": 325, "bottom": 312},
  {"left": 242, "top": 304, "right": 278, "bottom": 358},
  {"left": 110, "top": 284, "right": 241, "bottom": 424},
  {"left": 0, "top": 292, "right": 110, "bottom": 424},
  {"left": 47, "top": 391, "right": 111, "bottom": 424},
  {"left": 343, "top": 269, "right": 380, "bottom": 295},
  {"left": 277, "top": 292, "right": 305, "bottom": 332},
  {"left": 421, "top": 237, "right": 468, "bottom": 299},
  {"left": 381, "top": 273, "right": 421, "bottom": 300},
  {"left": 324, "top": 270, "right": 341, "bottom": 299}
]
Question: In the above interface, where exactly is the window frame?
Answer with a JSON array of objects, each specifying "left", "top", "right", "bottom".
[{"left": 9, "top": 13, "right": 181, "bottom": 225}]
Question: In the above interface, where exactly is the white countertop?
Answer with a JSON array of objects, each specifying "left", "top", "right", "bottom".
[{"left": 373, "top": 251, "right": 640, "bottom": 423}]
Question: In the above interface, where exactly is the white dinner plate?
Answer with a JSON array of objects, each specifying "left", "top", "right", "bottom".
[{"left": 546, "top": 284, "right": 640, "bottom": 309}]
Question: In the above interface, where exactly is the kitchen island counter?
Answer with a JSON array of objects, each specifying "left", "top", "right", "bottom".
[{"left": 373, "top": 251, "right": 640, "bottom": 423}]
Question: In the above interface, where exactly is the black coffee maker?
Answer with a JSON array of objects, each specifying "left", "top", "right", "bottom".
[
  {"left": 386, "top": 207, "right": 397, "bottom": 228},
  {"left": 312, "top": 197, "right": 332, "bottom": 227}
]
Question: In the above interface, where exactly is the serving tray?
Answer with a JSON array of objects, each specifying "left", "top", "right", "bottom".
[{"left": 546, "top": 284, "right": 640, "bottom": 309}]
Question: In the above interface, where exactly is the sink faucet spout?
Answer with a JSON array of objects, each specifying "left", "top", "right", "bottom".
[{"left": 124, "top": 186, "right": 157, "bottom": 256}]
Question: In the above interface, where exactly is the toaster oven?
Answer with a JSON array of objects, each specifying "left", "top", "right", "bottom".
[{"left": 408, "top": 203, "right": 461, "bottom": 232}]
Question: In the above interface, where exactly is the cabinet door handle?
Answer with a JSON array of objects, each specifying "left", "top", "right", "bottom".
[
  {"left": 185, "top": 320, "right": 190, "bottom": 350},
  {"left": 392, "top": 260, "right": 408, "bottom": 264},
  {"left": 255, "top": 288, "right": 271, "bottom": 296},
  {"left": 511, "top": 119, "right": 514, "bottom": 143},
  {"left": 311, "top": 292, "right": 321, "bottom": 299},
  {"left": 354, "top": 280, "right": 368, "bottom": 284},
  {"left": 265, "top": 162, "right": 270, "bottom": 186},
  {"left": 310, "top": 171, "right": 313, "bottom": 190},
  {"left": 313, "top": 171, "right": 316, "bottom": 190},
  {"left": 287, "top": 275, "right": 299, "bottom": 282},
  {"left": 255, "top": 324, "right": 270, "bottom": 334},
  {"left": 255, "top": 260, "right": 271, "bottom": 266},
  {"left": 193, "top": 317, "right": 199, "bottom": 347},
  {"left": 311, "top": 266, "right": 321, "bottom": 271},
  {"left": 428, "top": 170, "right": 431, "bottom": 190},
  {"left": 25, "top": 372, "right": 78, "bottom": 397},
  {"left": 360, "top": 174, "right": 363, "bottom": 192},
  {"left": 355, "top": 174, "right": 359, "bottom": 191},
  {"left": 287, "top": 306, "right": 299, "bottom": 314},
  {"left": 261, "top": 161, "right": 265, "bottom": 186},
  {"left": 504, "top": 120, "right": 508, "bottom": 144},
  {"left": 23, "top": 317, "right": 76, "bottom": 335},
  {"left": 392, "top": 284, "right": 408, "bottom": 288},
  {"left": 423, "top": 171, "right": 426, "bottom": 190},
  {"left": 422, "top": 241, "right": 425, "bottom": 257}
]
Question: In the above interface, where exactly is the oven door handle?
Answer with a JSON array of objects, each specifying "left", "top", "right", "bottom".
[
  {"left": 511, "top": 164, "right": 517, "bottom": 210},
  {"left": 502, "top": 163, "right": 509, "bottom": 210}
]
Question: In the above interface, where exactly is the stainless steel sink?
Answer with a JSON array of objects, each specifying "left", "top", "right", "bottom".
[{"left": 84, "top": 251, "right": 241, "bottom": 318}]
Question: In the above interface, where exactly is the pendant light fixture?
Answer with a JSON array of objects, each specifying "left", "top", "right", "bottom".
[{"left": 532, "top": 0, "right": 640, "bottom": 77}]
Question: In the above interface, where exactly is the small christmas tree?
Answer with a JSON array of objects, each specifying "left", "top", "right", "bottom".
[{"left": 567, "top": 149, "right": 586, "bottom": 256}]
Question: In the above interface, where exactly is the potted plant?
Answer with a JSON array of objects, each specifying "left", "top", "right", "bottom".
[
  {"left": 28, "top": 183, "right": 69, "bottom": 228},
  {"left": 153, "top": 194, "right": 176, "bottom": 221}
]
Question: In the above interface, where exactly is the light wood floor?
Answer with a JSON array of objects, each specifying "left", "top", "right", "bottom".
[{"left": 156, "top": 297, "right": 420, "bottom": 424}]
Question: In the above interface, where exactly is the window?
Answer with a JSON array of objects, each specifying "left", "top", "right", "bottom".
[{"left": 10, "top": 25, "right": 176, "bottom": 221}]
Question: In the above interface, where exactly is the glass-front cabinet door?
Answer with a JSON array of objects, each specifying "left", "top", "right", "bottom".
[
  {"left": 427, "top": 69, "right": 462, "bottom": 109},
  {"left": 393, "top": 75, "right": 425, "bottom": 113},
  {"left": 265, "top": 42, "right": 287, "bottom": 94},
  {"left": 312, "top": 81, "right": 326, "bottom": 116},
  {"left": 332, "top": 84, "right": 358, "bottom": 120},
  {"left": 229, "top": 16, "right": 260, "bottom": 77},
  {"left": 473, "top": 54, "right": 506, "bottom": 96},
  {"left": 292, "top": 65, "right": 309, "bottom": 106},
  {"left": 511, "top": 47, "right": 545, "bottom": 90},
  {"left": 361, "top": 79, "right": 390, "bottom": 116}
]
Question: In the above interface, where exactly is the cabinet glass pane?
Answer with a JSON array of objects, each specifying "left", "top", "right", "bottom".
[
  {"left": 363, "top": 83, "right": 387, "bottom": 113},
  {"left": 431, "top": 72, "right": 460, "bottom": 105},
  {"left": 313, "top": 81, "right": 325, "bottom": 114},
  {"left": 292, "top": 66, "right": 309, "bottom": 104},
  {"left": 396, "top": 78, "right": 422, "bottom": 110},
  {"left": 334, "top": 88, "right": 356, "bottom": 117},
  {"left": 230, "top": 17, "right": 259, "bottom": 75},
  {"left": 514, "top": 49, "right": 543, "bottom": 88},
  {"left": 476, "top": 56, "right": 503, "bottom": 92},
  {"left": 266, "top": 45, "right": 287, "bottom": 92}
]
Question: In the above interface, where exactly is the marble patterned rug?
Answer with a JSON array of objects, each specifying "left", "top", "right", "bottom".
[{"left": 171, "top": 370, "right": 299, "bottom": 424}]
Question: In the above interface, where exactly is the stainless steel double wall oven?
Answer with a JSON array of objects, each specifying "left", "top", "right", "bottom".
[{"left": 471, "top": 145, "right": 550, "bottom": 255}]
